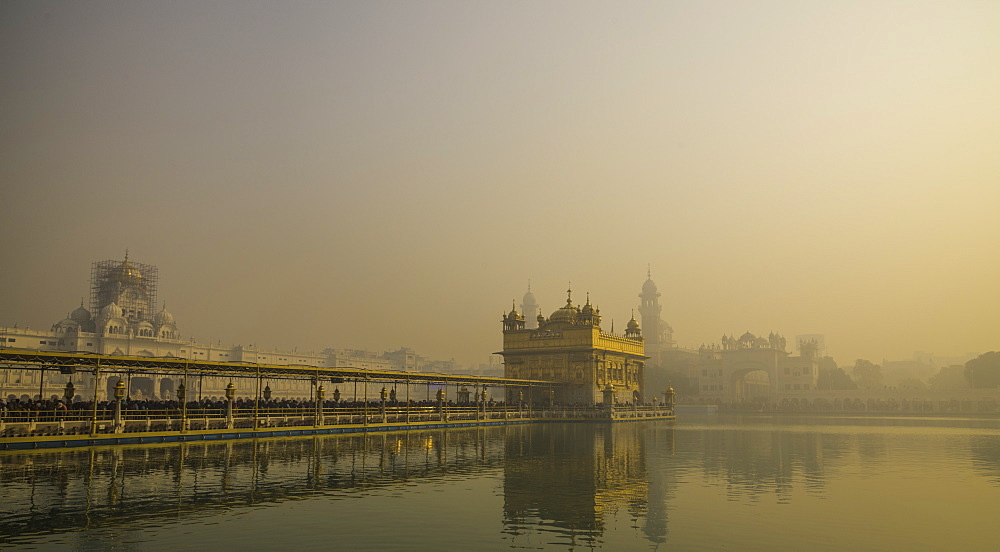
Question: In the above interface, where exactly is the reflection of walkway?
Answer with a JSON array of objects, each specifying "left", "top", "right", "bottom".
[{"left": 0, "top": 427, "right": 506, "bottom": 543}]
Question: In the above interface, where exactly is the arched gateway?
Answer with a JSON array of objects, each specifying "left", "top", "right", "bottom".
[{"left": 693, "top": 332, "right": 820, "bottom": 407}]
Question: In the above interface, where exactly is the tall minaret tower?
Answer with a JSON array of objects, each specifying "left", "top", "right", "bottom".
[
  {"left": 521, "top": 281, "right": 539, "bottom": 329},
  {"left": 638, "top": 266, "right": 662, "bottom": 351}
]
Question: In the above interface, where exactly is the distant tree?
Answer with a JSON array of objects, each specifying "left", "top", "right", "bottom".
[
  {"left": 965, "top": 352, "right": 1000, "bottom": 389},
  {"left": 928, "top": 365, "right": 970, "bottom": 391},
  {"left": 817, "top": 366, "right": 857, "bottom": 390},
  {"left": 851, "top": 359, "right": 884, "bottom": 390}
]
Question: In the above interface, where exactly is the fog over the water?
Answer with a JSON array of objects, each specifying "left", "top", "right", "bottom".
[{"left": 1, "top": 1, "right": 997, "bottom": 367}]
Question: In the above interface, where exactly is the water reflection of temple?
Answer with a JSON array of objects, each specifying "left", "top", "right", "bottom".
[{"left": 501, "top": 423, "right": 674, "bottom": 548}]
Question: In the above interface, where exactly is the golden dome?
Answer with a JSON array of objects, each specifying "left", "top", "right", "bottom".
[
  {"left": 108, "top": 253, "right": 144, "bottom": 285},
  {"left": 507, "top": 300, "right": 522, "bottom": 320}
]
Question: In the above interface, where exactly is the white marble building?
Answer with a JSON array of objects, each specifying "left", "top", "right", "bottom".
[{"left": 0, "top": 255, "right": 451, "bottom": 402}]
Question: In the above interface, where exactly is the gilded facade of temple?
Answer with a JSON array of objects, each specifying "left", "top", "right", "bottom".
[{"left": 499, "top": 290, "right": 646, "bottom": 405}]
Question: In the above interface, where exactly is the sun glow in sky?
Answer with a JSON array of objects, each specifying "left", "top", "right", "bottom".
[{"left": 1, "top": 1, "right": 997, "bottom": 366}]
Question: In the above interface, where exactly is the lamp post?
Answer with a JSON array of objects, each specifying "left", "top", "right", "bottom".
[
  {"left": 380, "top": 387, "right": 388, "bottom": 423},
  {"left": 113, "top": 379, "right": 126, "bottom": 434},
  {"left": 225, "top": 382, "right": 235, "bottom": 429},
  {"left": 480, "top": 387, "right": 488, "bottom": 417},
  {"left": 332, "top": 387, "right": 341, "bottom": 425},
  {"left": 316, "top": 385, "right": 326, "bottom": 426},
  {"left": 603, "top": 384, "right": 615, "bottom": 414},
  {"left": 177, "top": 382, "right": 187, "bottom": 432},
  {"left": 263, "top": 385, "right": 272, "bottom": 401},
  {"left": 663, "top": 387, "right": 676, "bottom": 413},
  {"left": 518, "top": 390, "right": 524, "bottom": 418},
  {"left": 436, "top": 387, "right": 445, "bottom": 421}
]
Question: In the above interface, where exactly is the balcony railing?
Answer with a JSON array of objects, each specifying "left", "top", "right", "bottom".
[{"left": 0, "top": 402, "right": 674, "bottom": 439}]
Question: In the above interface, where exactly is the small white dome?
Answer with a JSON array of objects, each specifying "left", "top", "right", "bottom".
[
  {"left": 101, "top": 302, "right": 123, "bottom": 319},
  {"left": 154, "top": 305, "right": 175, "bottom": 326}
]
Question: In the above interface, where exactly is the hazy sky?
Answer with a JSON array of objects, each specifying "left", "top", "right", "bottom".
[{"left": 1, "top": 1, "right": 997, "bottom": 367}]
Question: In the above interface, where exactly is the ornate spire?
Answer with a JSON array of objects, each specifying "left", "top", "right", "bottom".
[{"left": 625, "top": 310, "right": 641, "bottom": 338}]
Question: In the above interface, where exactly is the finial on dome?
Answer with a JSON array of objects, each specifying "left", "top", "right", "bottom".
[
  {"left": 124, "top": 249, "right": 130, "bottom": 263},
  {"left": 647, "top": 264, "right": 651, "bottom": 279},
  {"left": 566, "top": 283, "right": 572, "bottom": 304},
  {"left": 527, "top": 279, "right": 531, "bottom": 292}
]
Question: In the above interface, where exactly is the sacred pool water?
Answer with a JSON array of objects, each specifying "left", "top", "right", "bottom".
[{"left": 2, "top": 415, "right": 999, "bottom": 551}]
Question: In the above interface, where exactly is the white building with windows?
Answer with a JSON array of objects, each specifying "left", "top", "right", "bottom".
[{"left": 1, "top": 255, "right": 457, "bottom": 402}]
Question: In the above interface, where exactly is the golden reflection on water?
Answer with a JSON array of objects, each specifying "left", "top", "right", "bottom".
[{"left": 1, "top": 417, "right": 999, "bottom": 550}]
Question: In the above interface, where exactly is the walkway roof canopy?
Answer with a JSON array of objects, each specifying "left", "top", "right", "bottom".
[{"left": 0, "top": 349, "right": 555, "bottom": 387}]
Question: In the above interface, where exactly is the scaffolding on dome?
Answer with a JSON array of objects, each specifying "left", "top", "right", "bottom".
[{"left": 89, "top": 256, "right": 159, "bottom": 323}]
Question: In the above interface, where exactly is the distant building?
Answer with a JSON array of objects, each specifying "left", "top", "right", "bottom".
[
  {"left": 499, "top": 288, "right": 646, "bottom": 405},
  {"left": 520, "top": 283, "right": 539, "bottom": 330},
  {"left": 795, "top": 334, "right": 827, "bottom": 357},
  {"left": 912, "top": 351, "right": 980, "bottom": 367},
  {"left": 638, "top": 268, "right": 675, "bottom": 363},
  {"left": 692, "top": 331, "right": 820, "bottom": 405},
  {"left": 0, "top": 255, "right": 459, "bottom": 401},
  {"left": 635, "top": 270, "right": 696, "bottom": 398}
]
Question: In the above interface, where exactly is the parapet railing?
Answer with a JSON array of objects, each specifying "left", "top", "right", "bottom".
[{"left": 0, "top": 403, "right": 674, "bottom": 439}]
